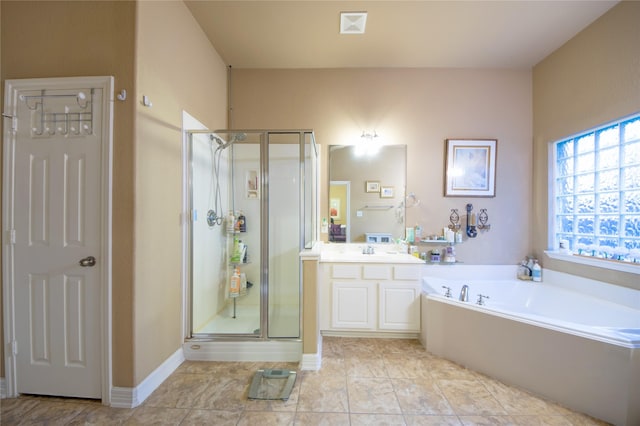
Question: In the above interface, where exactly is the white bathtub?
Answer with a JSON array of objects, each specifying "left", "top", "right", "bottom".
[{"left": 421, "top": 267, "right": 640, "bottom": 426}]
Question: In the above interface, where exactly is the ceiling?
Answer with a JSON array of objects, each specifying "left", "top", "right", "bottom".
[{"left": 184, "top": 0, "right": 618, "bottom": 69}]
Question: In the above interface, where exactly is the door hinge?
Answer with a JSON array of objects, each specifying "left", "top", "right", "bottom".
[
  {"left": 11, "top": 340, "right": 18, "bottom": 356},
  {"left": 6, "top": 229, "right": 16, "bottom": 245}
]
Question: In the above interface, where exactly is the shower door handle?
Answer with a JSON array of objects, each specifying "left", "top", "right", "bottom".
[{"left": 79, "top": 256, "right": 96, "bottom": 267}]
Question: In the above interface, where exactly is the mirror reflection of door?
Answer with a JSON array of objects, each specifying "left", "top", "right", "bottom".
[{"left": 329, "top": 181, "right": 350, "bottom": 242}]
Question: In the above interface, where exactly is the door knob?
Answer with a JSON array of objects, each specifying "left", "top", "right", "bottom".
[{"left": 79, "top": 256, "right": 96, "bottom": 267}]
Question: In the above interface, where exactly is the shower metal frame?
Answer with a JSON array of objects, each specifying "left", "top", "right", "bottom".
[{"left": 185, "top": 129, "right": 317, "bottom": 342}]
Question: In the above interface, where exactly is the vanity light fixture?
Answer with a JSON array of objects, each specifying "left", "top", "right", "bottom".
[
  {"left": 340, "top": 12, "right": 367, "bottom": 34},
  {"left": 355, "top": 130, "right": 380, "bottom": 157}
]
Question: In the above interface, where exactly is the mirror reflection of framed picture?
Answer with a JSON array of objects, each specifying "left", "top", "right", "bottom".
[
  {"left": 365, "top": 181, "right": 380, "bottom": 193},
  {"left": 330, "top": 198, "right": 341, "bottom": 219},
  {"left": 444, "top": 139, "right": 497, "bottom": 197},
  {"left": 380, "top": 186, "right": 394, "bottom": 198}
]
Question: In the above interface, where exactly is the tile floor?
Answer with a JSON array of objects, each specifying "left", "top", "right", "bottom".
[{"left": 1, "top": 337, "right": 610, "bottom": 425}]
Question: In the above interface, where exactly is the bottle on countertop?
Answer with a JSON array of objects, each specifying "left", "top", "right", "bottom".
[
  {"left": 444, "top": 245, "right": 456, "bottom": 263},
  {"left": 517, "top": 259, "right": 531, "bottom": 280},
  {"left": 414, "top": 224, "right": 423, "bottom": 240},
  {"left": 532, "top": 259, "right": 542, "bottom": 282},
  {"left": 526, "top": 256, "right": 534, "bottom": 272},
  {"left": 406, "top": 227, "right": 415, "bottom": 243}
]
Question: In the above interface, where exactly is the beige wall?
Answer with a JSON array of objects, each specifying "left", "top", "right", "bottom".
[
  {"left": 231, "top": 68, "right": 533, "bottom": 264},
  {"left": 0, "top": 0, "right": 228, "bottom": 388},
  {"left": 1, "top": 0, "right": 137, "bottom": 386},
  {"left": 533, "top": 1, "right": 640, "bottom": 289},
  {"left": 134, "top": 0, "right": 227, "bottom": 384}
]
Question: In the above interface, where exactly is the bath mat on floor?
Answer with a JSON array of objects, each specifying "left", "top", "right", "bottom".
[{"left": 247, "top": 369, "right": 297, "bottom": 400}]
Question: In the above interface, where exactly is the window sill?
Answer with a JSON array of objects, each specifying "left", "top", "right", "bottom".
[{"left": 545, "top": 251, "right": 640, "bottom": 275}]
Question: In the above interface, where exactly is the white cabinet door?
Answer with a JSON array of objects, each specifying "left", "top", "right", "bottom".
[
  {"left": 378, "top": 282, "right": 421, "bottom": 331},
  {"left": 331, "top": 281, "right": 376, "bottom": 329}
]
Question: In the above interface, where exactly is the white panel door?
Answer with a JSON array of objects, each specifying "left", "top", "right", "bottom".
[{"left": 5, "top": 78, "right": 110, "bottom": 398}]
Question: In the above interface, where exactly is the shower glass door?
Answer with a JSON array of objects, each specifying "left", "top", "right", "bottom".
[{"left": 189, "top": 131, "right": 261, "bottom": 336}]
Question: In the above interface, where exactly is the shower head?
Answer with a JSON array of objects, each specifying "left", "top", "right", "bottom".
[
  {"left": 230, "top": 132, "right": 247, "bottom": 143},
  {"left": 210, "top": 132, "right": 247, "bottom": 149}
]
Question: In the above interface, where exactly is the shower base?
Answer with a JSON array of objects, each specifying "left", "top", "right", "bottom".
[{"left": 183, "top": 339, "right": 302, "bottom": 362}]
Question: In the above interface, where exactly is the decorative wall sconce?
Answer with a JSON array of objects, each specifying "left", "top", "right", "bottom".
[
  {"left": 448, "top": 209, "right": 460, "bottom": 231},
  {"left": 477, "top": 208, "right": 491, "bottom": 230}
]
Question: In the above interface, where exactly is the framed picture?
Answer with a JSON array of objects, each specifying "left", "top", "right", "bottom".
[
  {"left": 365, "top": 181, "right": 380, "bottom": 193},
  {"left": 444, "top": 139, "right": 497, "bottom": 197},
  {"left": 330, "top": 198, "right": 341, "bottom": 219},
  {"left": 380, "top": 186, "right": 394, "bottom": 198}
]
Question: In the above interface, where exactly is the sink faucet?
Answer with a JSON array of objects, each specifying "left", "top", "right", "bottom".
[
  {"left": 459, "top": 284, "right": 469, "bottom": 302},
  {"left": 362, "top": 245, "right": 374, "bottom": 255}
]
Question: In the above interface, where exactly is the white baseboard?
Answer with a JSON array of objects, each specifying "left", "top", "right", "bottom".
[
  {"left": 300, "top": 335, "right": 322, "bottom": 371},
  {"left": 110, "top": 347, "right": 184, "bottom": 408},
  {"left": 300, "top": 353, "right": 322, "bottom": 370}
]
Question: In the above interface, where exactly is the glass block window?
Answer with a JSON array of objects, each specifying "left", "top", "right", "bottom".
[{"left": 552, "top": 113, "right": 640, "bottom": 263}]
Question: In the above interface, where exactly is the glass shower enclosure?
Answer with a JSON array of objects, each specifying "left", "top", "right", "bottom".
[{"left": 187, "top": 130, "right": 317, "bottom": 340}]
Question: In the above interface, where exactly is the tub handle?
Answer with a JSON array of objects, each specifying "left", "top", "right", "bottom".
[
  {"left": 477, "top": 294, "right": 490, "bottom": 305},
  {"left": 442, "top": 286, "right": 452, "bottom": 298}
]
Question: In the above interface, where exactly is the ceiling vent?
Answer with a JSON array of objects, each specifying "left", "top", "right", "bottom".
[{"left": 340, "top": 12, "right": 367, "bottom": 34}]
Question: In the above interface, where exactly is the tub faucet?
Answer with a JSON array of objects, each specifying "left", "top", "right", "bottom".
[
  {"left": 362, "top": 245, "right": 374, "bottom": 254},
  {"left": 459, "top": 285, "right": 469, "bottom": 302}
]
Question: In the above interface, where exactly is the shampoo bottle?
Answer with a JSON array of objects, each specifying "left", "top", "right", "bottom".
[
  {"left": 238, "top": 211, "right": 246, "bottom": 232},
  {"left": 532, "top": 260, "right": 542, "bottom": 282},
  {"left": 226, "top": 211, "right": 235, "bottom": 233},
  {"left": 229, "top": 267, "right": 240, "bottom": 296},
  {"left": 230, "top": 237, "right": 241, "bottom": 263}
]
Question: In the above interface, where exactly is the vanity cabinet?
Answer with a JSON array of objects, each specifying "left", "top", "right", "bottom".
[{"left": 322, "top": 263, "right": 421, "bottom": 334}]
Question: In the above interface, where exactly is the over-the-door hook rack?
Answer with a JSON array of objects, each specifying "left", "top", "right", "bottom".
[
  {"left": 20, "top": 90, "right": 90, "bottom": 110},
  {"left": 20, "top": 89, "right": 95, "bottom": 136}
]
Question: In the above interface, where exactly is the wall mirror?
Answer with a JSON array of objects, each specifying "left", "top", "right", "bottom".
[{"left": 328, "top": 145, "right": 406, "bottom": 243}]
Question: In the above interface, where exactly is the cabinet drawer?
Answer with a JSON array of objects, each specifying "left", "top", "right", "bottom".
[
  {"left": 363, "top": 265, "right": 391, "bottom": 280},
  {"left": 393, "top": 265, "right": 421, "bottom": 280},
  {"left": 331, "top": 264, "right": 360, "bottom": 279}
]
